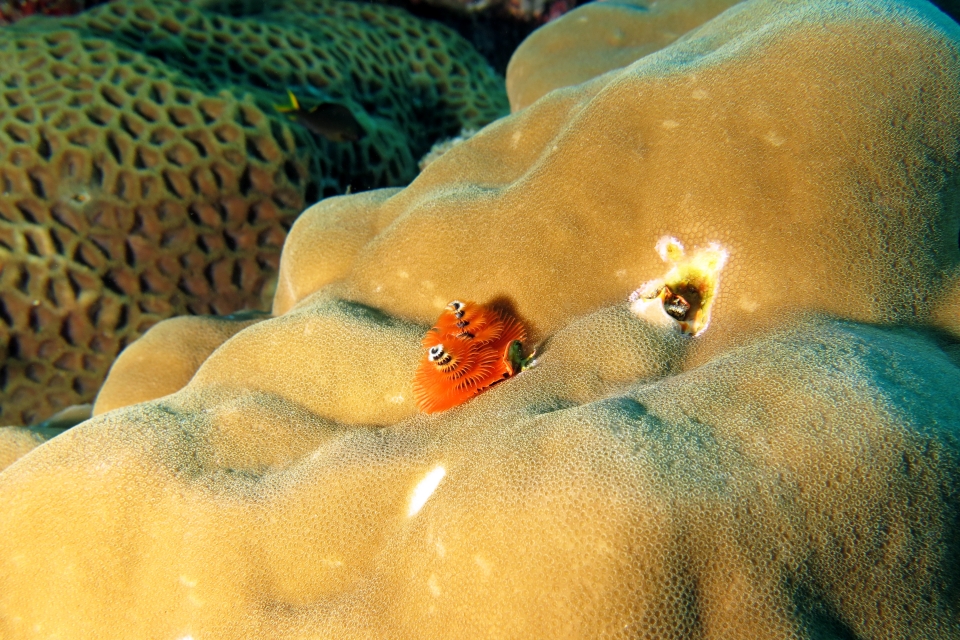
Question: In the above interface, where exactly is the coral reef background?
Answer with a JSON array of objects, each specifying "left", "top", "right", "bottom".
[
  {"left": 0, "top": 0, "right": 958, "bottom": 637},
  {"left": 0, "top": 0, "right": 507, "bottom": 425}
]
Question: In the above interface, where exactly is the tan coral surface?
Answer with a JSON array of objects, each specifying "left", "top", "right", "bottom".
[
  {"left": 2, "top": 0, "right": 960, "bottom": 638},
  {"left": 506, "top": 0, "right": 744, "bottom": 111},
  {"left": 90, "top": 311, "right": 267, "bottom": 415}
]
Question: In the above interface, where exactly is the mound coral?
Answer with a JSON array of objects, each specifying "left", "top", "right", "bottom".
[
  {"left": 505, "top": 0, "right": 744, "bottom": 111},
  {"left": 0, "top": 0, "right": 507, "bottom": 425},
  {"left": 0, "top": 0, "right": 98, "bottom": 25},
  {"left": 1, "top": 0, "right": 960, "bottom": 637}
]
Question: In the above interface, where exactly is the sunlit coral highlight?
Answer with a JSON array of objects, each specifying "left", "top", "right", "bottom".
[{"left": 408, "top": 465, "right": 447, "bottom": 517}]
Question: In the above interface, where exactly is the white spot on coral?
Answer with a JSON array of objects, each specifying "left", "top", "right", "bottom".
[
  {"left": 179, "top": 575, "right": 197, "bottom": 588},
  {"left": 691, "top": 89, "right": 708, "bottom": 100},
  {"left": 615, "top": 269, "right": 627, "bottom": 279},
  {"left": 511, "top": 130, "right": 522, "bottom": 148},
  {"left": 655, "top": 236, "right": 684, "bottom": 263},
  {"left": 93, "top": 460, "right": 114, "bottom": 474},
  {"left": 474, "top": 555, "right": 492, "bottom": 577},
  {"left": 397, "top": 270, "right": 409, "bottom": 279},
  {"left": 435, "top": 539, "right": 446, "bottom": 558},
  {"left": 606, "top": 28, "right": 625, "bottom": 45},
  {"left": 629, "top": 295, "right": 676, "bottom": 329},
  {"left": 764, "top": 131, "right": 785, "bottom": 146},
  {"left": 428, "top": 573, "right": 441, "bottom": 597},
  {"left": 592, "top": 539, "right": 615, "bottom": 558},
  {"left": 661, "top": 120, "right": 680, "bottom": 129},
  {"left": 386, "top": 393, "right": 406, "bottom": 404},
  {"left": 738, "top": 296, "right": 759, "bottom": 312},
  {"left": 408, "top": 465, "right": 446, "bottom": 517}
]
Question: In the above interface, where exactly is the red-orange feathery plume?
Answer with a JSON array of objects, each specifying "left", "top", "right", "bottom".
[{"left": 414, "top": 300, "right": 526, "bottom": 413}]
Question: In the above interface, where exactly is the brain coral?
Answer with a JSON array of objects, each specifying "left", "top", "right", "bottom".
[
  {"left": 0, "top": 0, "right": 507, "bottom": 426},
  {"left": 2, "top": 0, "right": 960, "bottom": 637}
]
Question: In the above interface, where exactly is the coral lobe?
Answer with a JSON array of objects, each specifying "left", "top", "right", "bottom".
[{"left": 1, "top": 0, "right": 960, "bottom": 637}]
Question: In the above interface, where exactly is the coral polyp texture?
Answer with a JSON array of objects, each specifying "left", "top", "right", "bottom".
[
  {"left": 0, "top": 0, "right": 508, "bottom": 425},
  {"left": 2, "top": 0, "right": 960, "bottom": 637},
  {"left": 505, "top": 0, "right": 744, "bottom": 111}
]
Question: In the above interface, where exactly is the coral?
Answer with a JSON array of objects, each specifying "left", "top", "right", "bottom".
[
  {"left": 0, "top": 426, "right": 43, "bottom": 469},
  {"left": 2, "top": 0, "right": 960, "bottom": 637},
  {"left": 0, "top": 0, "right": 508, "bottom": 425},
  {"left": 505, "top": 0, "right": 743, "bottom": 111},
  {"left": 418, "top": 127, "right": 477, "bottom": 170},
  {"left": 91, "top": 311, "right": 266, "bottom": 415},
  {"left": 392, "top": 0, "right": 573, "bottom": 24},
  {"left": 0, "top": 0, "right": 102, "bottom": 25}
]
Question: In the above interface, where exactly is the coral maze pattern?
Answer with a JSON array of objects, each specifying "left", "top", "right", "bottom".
[{"left": 0, "top": 0, "right": 508, "bottom": 425}]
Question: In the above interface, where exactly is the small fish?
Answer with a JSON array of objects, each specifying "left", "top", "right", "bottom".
[
  {"left": 414, "top": 300, "right": 527, "bottom": 414},
  {"left": 274, "top": 90, "right": 365, "bottom": 143}
]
